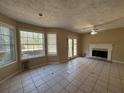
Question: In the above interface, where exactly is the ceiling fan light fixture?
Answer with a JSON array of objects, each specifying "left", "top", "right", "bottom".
[{"left": 91, "top": 30, "right": 98, "bottom": 35}]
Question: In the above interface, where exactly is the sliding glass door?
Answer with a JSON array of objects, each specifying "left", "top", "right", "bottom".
[
  {"left": 68, "top": 38, "right": 77, "bottom": 58},
  {"left": 73, "top": 39, "right": 77, "bottom": 56},
  {"left": 68, "top": 38, "right": 73, "bottom": 58}
]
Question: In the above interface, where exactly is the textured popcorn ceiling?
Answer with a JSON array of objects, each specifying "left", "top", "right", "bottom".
[{"left": 0, "top": 0, "right": 124, "bottom": 33}]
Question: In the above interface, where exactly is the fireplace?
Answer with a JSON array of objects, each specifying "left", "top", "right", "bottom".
[
  {"left": 92, "top": 49, "right": 108, "bottom": 59},
  {"left": 88, "top": 44, "right": 112, "bottom": 61}
]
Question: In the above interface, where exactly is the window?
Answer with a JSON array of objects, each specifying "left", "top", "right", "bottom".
[
  {"left": 73, "top": 39, "right": 77, "bottom": 56},
  {"left": 47, "top": 33, "right": 57, "bottom": 55},
  {"left": 68, "top": 38, "right": 77, "bottom": 58},
  {"left": 20, "top": 31, "right": 45, "bottom": 59},
  {"left": 0, "top": 24, "right": 16, "bottom": 67},
  {"left": 68, "top": 39, "right": 73, "bottom": 58}
]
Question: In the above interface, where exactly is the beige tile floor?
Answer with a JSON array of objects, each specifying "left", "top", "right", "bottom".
[{"left": 0, "top": 57, "right": 124, "bottom": 93}]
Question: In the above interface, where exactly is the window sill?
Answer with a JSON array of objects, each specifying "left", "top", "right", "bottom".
[{"left": 0, "top": 61, "right": 17, "bottom": 69}]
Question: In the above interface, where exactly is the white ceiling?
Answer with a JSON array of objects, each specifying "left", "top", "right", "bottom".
[{"left": 0, "top": 0, "right": 124, "bottom": 33}]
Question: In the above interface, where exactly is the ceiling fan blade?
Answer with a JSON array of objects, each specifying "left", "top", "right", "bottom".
[{"left": 95, "top": 16, "right": 124, "bottom": 27}]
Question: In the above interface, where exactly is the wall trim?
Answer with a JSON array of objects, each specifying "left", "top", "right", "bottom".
[
  {"left": 48, "top": 62, "right": 60, "bottom": 64},
  {"left": 0, "top": 61, "right": 17, "bottom": 69},
  {"left": 112, "top": 60, "right": 124, "bottom": 64},
  {"left": 0, "top": 71, "right": 19, "bottom": 85},
  {"left": 29, "top": 63, "right": 49, "bottom": 69}
]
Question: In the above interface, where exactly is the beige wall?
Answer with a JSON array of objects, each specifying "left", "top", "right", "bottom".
[
  {"left": 81, "top": 28, "right": 124, "bottom": 62},
  {"left": 0, "top": 63, "right": 19, "bottom": 81},
  {"left": 17, "top": 23, "right": 82, "bottom": 65},
  {"left": 1, "top": 13, "right": 124, "bottom": 83},
  {"left": 16, "top": 22, "right": 48, "bottom": 70},
  {"left": 57, "top": 29, "right": 82, "bottom": 63},
  {"left": 0, "top": 14, "right": 81, "bottom": 82},
  {"left": 0, "top": 14, "right": 19, "bottom": 82}
]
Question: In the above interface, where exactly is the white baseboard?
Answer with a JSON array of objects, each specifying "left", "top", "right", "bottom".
[
  {"left": 112, "top": 60, "right": 124, "bottom": 64},
  {"left": 85, "top": 57, "right": 124, "bottom": 64},
  {"left": 0, "top": 71, "right": 19, "bottom": 85}
]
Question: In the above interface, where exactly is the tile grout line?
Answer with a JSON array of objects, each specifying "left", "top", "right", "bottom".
[
  {"left": 20, "top": 75, "right": 25, "bottom": 93},
  {"left": 75, "top": 60, "right": 99, "bottom": 93},
  {"left": 59, "top": 61, "right": 93, "bottom": 93},
  {"left": 91, "top": 62, "right": 105, "bottom": 93},
  {"left": 1, "top": 58, "right": 124, "bottom": 93},
  {"left": 8, "top": 79, "right": 14, "bottom": 93},
  {"left": 58, "top": 60, "right": 89, "bottom": 93},
  {"left": 36, "top": 66, "right": 57, "bottom": 93},
  {"left": 71, "top": 60, "right": 96, "bottom": 93},
  {"left": 117, "top": 64, "right": 124, "bottom": 93},
  {"left": 107, "top": 62, "right": 111, "bottom": 93},
  {"left": 29, "top": 71, "right": 40, "bottom": 93}
]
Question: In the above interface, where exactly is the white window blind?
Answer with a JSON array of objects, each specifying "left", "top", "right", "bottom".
[
  {"left": 47, "top": 33, "right": 57, "bottom": 55},
  {"left": 68, "top": 39, "right": 73, "bottom": 58},
  {"left": 73, "top": 39, "right": 77, "bottom": 56},
  {"left": 68, "top": 38, "right": 77, "bottom": 58},
  {"left": 20, "top": 31, "right": 45, "bottom": 59},
  {"left": 0, "top": 23, "right": 16, "bottom": 67}
]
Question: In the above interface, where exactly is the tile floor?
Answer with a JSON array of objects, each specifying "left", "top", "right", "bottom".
[{"left": 0, "top": 57, "right": 124, "bottom": 93}]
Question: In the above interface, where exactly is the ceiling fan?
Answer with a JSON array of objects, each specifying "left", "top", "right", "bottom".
[
  {"left": 81, "top": 16, "right": 124, "bottom": 35},
  {"left": 80, "top": 25, "right": 99, "bottom": 35},
  {"left": 90, "top": 27, "right": 98, "bottom": 35}
]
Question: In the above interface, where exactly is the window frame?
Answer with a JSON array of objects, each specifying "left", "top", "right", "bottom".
[
  {"left": 0, "top": 22, "right": 17, "bottom": 68},
  {"left": 68, "top": 38, "right": 73, "bottom": 58},
  {"left": 68, "top": 37, "right": 78, "bottom": 59},
  {"left": 20, "top": 30, "right": 45, "bottom": 60},
  {"left": 47, "top": 32, "right": 57, "bottom": 56},
  {"left": 73, "top": 38, "right": 77, "bottom": 56}
]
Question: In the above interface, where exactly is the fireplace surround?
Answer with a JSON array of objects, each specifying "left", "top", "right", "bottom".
[
  {"left": 92, "top": 49, "right": 108, "bottom": 59},
  {"left": 88, "top": 44, "right": 112, "bottom": 61}
]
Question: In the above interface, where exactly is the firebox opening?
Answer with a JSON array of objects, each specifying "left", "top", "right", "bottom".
[{"left": 92, "top": 50, "right": 108, "bottom": 59}]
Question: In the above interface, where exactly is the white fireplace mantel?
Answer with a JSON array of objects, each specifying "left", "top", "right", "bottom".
[{"left": 88, "top": 44, "right": 112, "bottom": 61}]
